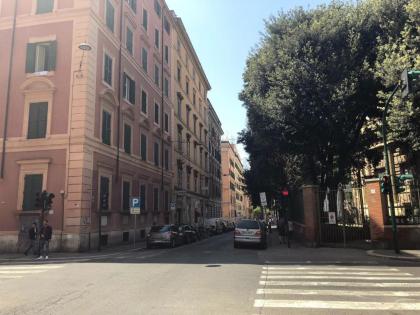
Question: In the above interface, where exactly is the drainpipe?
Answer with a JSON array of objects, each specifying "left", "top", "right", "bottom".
[
  {"left": 160, "top": 7, "right": 165, "bottom": 217},
  {"left": 0, "top": 0, "right": 18, "bottom": 178}
]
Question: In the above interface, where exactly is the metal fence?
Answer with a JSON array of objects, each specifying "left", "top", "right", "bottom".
[
  {"left": 387, "top": 184, "right": 420, "bottom": 225},
  {"left": 319, "top": 186, "right": 370, "bottom": 244}
]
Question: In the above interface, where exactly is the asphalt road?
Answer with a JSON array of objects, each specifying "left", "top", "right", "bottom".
[{"left": 1, "top": 232, "right": 420, "bottom": 315}]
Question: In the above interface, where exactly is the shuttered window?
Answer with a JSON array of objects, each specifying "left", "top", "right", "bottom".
[
  {"left": 123, "top": 73, "right": 135, "bottom": 104},
  {"left": 164, "top": 113, "right": 169, "bottom": 132},
  {"left": 141, "top": 90, "right": 147, "bottom": 114},
  {"left": 124, "top": 124, "right": 132, "bottom": 154},
  {"left": 154, "top": 0, "right": 161, "bottom": 17},
  {"left": 102, "top": 110, "right": 112, "bottom": 145},
  {"left": 154, "top": 29, "right": 160, "bottom": 49},
  {"left": 22, "top": 174, "right": 43, "bottom": 211},
  {"left": 103, "top": 54, "right": 113, "bottom": 86},
  {"left": 27, "top": 102, "right": 48, "bottom": 139},
  {"left": 106, "top": 0, "right": 115, "bottom": 32},
  {"left": 154, "top": 65, "right": 160, "bottom": 86},
  {"left": 154, "top": 103, "right": 159, "bottom": 124},
  {"left": 122, "top": 181, "right": 130, "bottom": 212},
  {"left": 164, "top": 78, "right": 169, "bottom": 97},
  {"left": 36, "top": 0, "right": 54, "bottom": 14},
  {"left": 140, "top": 134, "right": 147, "bottom": 161},
  {"left": 126, "top": 27, "right": 133, "bottom": 55},
  {"left": 25, "top": 41, "right": 57, "bottom": 73},
  {"left": 142, "top": 9, "right": 148, "bottom": 30},
  {"left": 126, "top": 0, "right": 136, "bottom": 12},
  {"left": 164, "top": 45, "right": 169, "bottom": 64}
]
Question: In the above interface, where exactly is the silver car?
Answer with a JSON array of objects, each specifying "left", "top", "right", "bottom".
[
  {"left": 146, "top": 225, "right": 183, "bottom": 248},
  {"left": 234, "top": 219, "right": 267, "bottom": 249}
]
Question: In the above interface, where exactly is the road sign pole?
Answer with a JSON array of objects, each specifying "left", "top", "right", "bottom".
[{"left": 134, "top": 214, "right": 136, "bottom": 248}]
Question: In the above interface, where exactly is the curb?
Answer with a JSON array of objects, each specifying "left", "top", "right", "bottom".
[{"left": 366, "top": 250, "right": 420, "bottom": 262}]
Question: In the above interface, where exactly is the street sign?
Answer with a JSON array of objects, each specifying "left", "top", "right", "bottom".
[
  {"left": 328, "top": 212, "right": 336, "bottom": 224},
  {"left": 260, "top": 192, "right": 267, "bottom": 207},
  {"left": 130, "top": 197, "right": 141, "bottom": 215}
]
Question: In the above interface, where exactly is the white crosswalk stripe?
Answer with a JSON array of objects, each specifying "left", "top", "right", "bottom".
[
  {"left": 255, "top": 265, "right": 420, "bottom": 312},
  {"left": 0, "top": 264, "right": 64, "bottom": 281}
]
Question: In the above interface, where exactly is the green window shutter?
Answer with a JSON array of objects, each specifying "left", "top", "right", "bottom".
[
  {"left": 36, "top": 0, "right": 54, "bottom": 14},
  {"left": 141, "top": 134, "right": 147, "bottom": 161},
  {"left": 126, "top": 28, "right": 133, "bottom": 54},
  {"left": 122, "top": 74, "right": 127, "bottom": 99},
  {"left": 47, "top": 41, "right": 57, "bottom": 71},
  {"left": 143, "top": 9, "right": 148, "bottom": 30},
  {"left": 104, "top": 54, "right": 112, "bottom": 86},
  {"left": 25, "top": 43, "right": 36, "bottom": 73},
  {"left": 28, "top": 102, "right": 48, "bottom": 139},
  {"left": 124, "top": 124, "right": 131, "bottom": 154},
  {"left": 102, "top": 111, "right": 111, "bottom": 145},
  {"left": 123, "top": 181, "right": 130, "bottom": 211},
  {"left": 106, "top": 0, "right": 115, "bottom": 32},
  {"left": 141, "top": 91, "right": 147, "bottom": 114},
  {"left": 129, "top": 78, "right": 135, "bottom": 104},
  {"left": 22, "top": 174, "right": 43, "bottom": 211}
]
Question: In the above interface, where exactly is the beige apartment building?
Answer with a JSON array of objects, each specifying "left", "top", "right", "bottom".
[
  {"left": 0, "top": 0, "right": 221, "bottom": 252},
  {"left": 170, "top": 12, "right": 212, "bottom": 225},
  {"left": 221, "top": 141, "right": 250, "bottom": 221}
]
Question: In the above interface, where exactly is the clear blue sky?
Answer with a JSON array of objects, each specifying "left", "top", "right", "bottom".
[{"left": 166, "top": 0, "right": 329, "bottom": 166}]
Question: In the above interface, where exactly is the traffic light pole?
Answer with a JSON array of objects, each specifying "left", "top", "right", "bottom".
[{"left": 382, "top": 83, "right": 400, "bottom": 254}]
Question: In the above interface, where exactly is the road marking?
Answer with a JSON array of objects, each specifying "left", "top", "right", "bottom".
[
  {"left": 254, "top": 299, "right": 420, "bottom": 310},
  {"left": 0, "top": 270, "right": 46, "bottom": 274},
  {"left": 259, "top": 280, "right": 420, "bottom": 287},
  {"left": 263, "top": 266, "right": 400, "bottom": 271},
  {"left": 256, "top": 288, "right": 420, "bottom": 297},
  {"left": 261, "top": 271, "right": 412, "bottom": 276},
  {"left": 262, "top": 275, "right": 420, "bottom": 280},
  {"left": 0, "top": 265, "right": 64, "bottom": 270}
]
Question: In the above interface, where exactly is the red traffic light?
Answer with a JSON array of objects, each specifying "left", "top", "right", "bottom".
[{"left": 281, "top": 189, "right": 289, "bottom": 197}]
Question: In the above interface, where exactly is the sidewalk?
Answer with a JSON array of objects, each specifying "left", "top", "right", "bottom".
[
  {"left": 367, "top": 249, "right": 420, "bottom": 262},
  {"left": 0, "top": 240, "right": 146, "bottom": 263}
]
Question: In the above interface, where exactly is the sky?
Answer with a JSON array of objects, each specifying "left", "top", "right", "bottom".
[{"left": 165, "top": 0, "right": 329, "bottom": 167}]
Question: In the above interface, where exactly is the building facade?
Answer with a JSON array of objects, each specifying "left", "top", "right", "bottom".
[
  {"left": 170, "top": 12, "right": 212, "bottom": 225},
  {"left": 206, "top": 100, "right": 223, "bottom": 219},
  {"left": 221, "top": 141, "right": 249, "bottom": 221},
  {"left": 0, "top": 0, "right": 220, "bottom": 252}
]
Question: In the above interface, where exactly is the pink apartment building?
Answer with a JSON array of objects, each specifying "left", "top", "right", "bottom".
[{"left": 0, "top": 0, "right": 177, "bottom": 252}]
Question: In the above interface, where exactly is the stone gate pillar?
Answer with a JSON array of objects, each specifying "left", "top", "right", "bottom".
[{"left": 302, "top": 185, "right": 320, "bottom": 247}]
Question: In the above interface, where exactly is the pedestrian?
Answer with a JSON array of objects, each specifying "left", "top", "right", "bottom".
[
  {"left": 37, "top": 219, "right": 52, "bottom": 260},
  {"left": 24, "top": 223, "right": 38, "bottom": 256},
  {"left": 277, "top": 217, "right": 286, "bottom": 244},
  {"left": 288, "top": 220, "right": 294, "bottom": 241}
]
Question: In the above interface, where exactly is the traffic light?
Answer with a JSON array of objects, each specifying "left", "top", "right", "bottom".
[
  {"left": 395, "top": 174, "right": 414, "bottom": 193},
  {"left": 380, "top": 175, "right": 391, "bottom": 195},
  {"left": 46, "top": 192, "right": 55, "bottom": 210},
  {"left": 100, "top": 193, "right": 109, "bottom": 210},
  {"left": 34, "top": 192, "right": 42, "bottom": 209},
  {"left": 401, "top": 69, "right": 420, "bottom": 99}
]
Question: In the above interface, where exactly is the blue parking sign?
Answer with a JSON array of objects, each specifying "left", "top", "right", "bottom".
[{"left": 130, "top": 197, "right": 141, "bottom": 214}]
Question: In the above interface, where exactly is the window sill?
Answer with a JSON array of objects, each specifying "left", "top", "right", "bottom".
[
  {"left": 15, "top": 210, "right": 41, "bottom": 215},
  {"left": 26, "top": 71, "right": 55, "bottom": 78}
]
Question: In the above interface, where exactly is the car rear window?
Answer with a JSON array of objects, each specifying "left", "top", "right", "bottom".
[
  {"left": 237, "top": 220, "right": 259, "bottom": 229},
  {"left": 150, "top": 226, "right": 169, "bottom": 232}
]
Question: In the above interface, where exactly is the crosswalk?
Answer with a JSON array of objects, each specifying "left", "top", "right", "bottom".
[
  {"left": 254, "top": 265, "right": 420, "bottom": 312},
  {"left": 0, "top": 264, "right": 64, "bottom": 281}
]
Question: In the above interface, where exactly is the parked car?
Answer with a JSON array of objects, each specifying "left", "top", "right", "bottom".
[
  {"left": 233, "top": 219, "right": 267, "bottom": 249},
  {"left": 146, "top": 225, "right": 183, "bottom": 248},
  {"left": 180, "top": 225, "right": 198, "bottom": 243}
]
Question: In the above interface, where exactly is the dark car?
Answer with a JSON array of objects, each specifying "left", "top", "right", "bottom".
[
  {"left": 234, "top": 219, "right": 267, "bottom": 249},
  {"left": 180, "top": 225, "right": 198, "bottom": 243},
  {"left": 146, "top": 225, "right": 183, "bottom": 248}
]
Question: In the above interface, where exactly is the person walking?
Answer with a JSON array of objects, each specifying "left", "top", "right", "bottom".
[
  {"left": 24, "top": 223, "right": 38, "bottom": 256},
  {"left": 37, "top": 219, "right": 52, "bottom": 260}
]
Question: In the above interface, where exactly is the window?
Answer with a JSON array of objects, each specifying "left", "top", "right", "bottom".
[
  {"left": 140, "top": 133, "right": 147, "bottom": 161},
  {"left": 141, "top": 48, "right": 148, "bottom": 72},
  {"left": 185, "top": 77, "right": 189, "bottom": 95},
  {"left": 187, "top": 170, "right": 191, "bottom": 190},
  {"left": 177, "top": 166, "right": 183, "bottom": 187},
  {"left": 153, "top": 187, "right": 159, "bottom": 212},
  {"left": 154, "top": 103, "right": 160, "bottom": 125},
  {"left": 177, "top": 64, "right": 181, "bottom": 82},
  {"left": 154, "top": 65, "right": 160, "bottom": 86},
  {"left": 124, "top": 124, "right": 132, "bottom": 154},
  {"left": 193, "top": 90, "right": 196, "bottom": 106},
  {"left": 100, "top": 176, "right": 110, "bottom": 210},
  {"left": 123, "top": 73, "right": 135, "bottom": 104},
  {"left": 122, "top": 181, "right": 131, "bottom": 212},
  {"left": 164, "top": 113, "right": 169, "bottom": 132},
  {"left": 27, "top": 102, "right": 48, "bottom": 139},
  {"left": 164, "top": 149, "right": 169, "bottom": 170},
  {"left": 164, "top": 78, "right": 169, "bottom": 97},
  {"left": 142, "top": 9, "right": 148, "bottom": 30},
  {"left": 25, "top": 41, "right": 57, "bottom": 73},
  {"left": 154, "top": 142, "right": 159, "bottom": 166},
  {"left": 141, "top": 90, "right": 147, "bottom": 114},
  {"left": 36, "top": 0, "right": 54, "bottom": 14},
  {"left": 164, "top": 45, "right": 169, "bottom": 64},
  {"left": 22, "top": 174, "right": 43, "bottom": 211},
  {"left": 186, "top": 106, "right": 190, "bottom": 128},
  {"left": 177, "top": 94, "right": 182, "bottom": 119},
  {"left": 164, "top": 17, "right": 171, "bottom": 34},
  {"left": 140, "top": 184, "right": 146, "bottom": 212},
  {"left": 105, "top": 0, "right": 115, "bottom": 32},
  {"left": 103, "top": 53, "right": 113, "bottom": 86},
  {"left": 126, "top": 0, "right": 136, "bottom": 12},
  {"left": 126, "top": 27, "right": 133, "bottom": 55},
  {"left": 154, "top": 0, "right": 161, "bottom": 17},
  {"left": 102, "top": 110, "right": 112, "bottom": 145},
  {"left": 154, "top": 29, "right": 160, "bottom": 49}
]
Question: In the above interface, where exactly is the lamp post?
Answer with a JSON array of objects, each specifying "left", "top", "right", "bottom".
[{"left": 60, "top": 190, "right": 65, "bottom": 251}]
